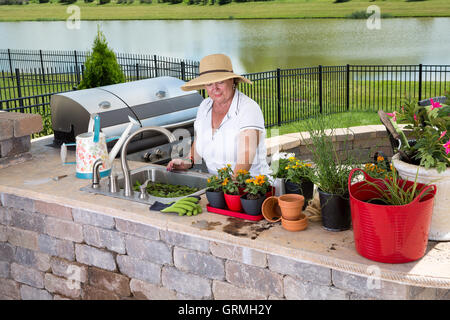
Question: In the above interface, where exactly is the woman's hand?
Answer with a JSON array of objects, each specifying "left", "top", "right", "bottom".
[{"left": 166, "top": 158, "right": 192, "bottom": 172}]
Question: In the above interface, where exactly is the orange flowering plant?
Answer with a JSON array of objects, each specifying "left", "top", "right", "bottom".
[
  {"left": 221, "top": 177, "right": 240, "bottom": 195},
  {"left": 235, "top": 169, "right": 251, "bottom": 188},
  {"left": 364, "top": 154, "right": 393, "bottom": 180},
  {"left": 217, "top": 164, "right": 233, "bottom": 180},
  {"left": 206, "top": 175, "right": 223, "bottom": 192},
  {"left": 285, "top": 157, "right": 314, "bottom": 184},
  {"left": 244, "top": 175, "right": 271, "bottom": 199}
]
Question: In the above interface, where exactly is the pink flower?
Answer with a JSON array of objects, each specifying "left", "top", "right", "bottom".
[
  {"left": 439, "top": 131, "right": 447, "bottom": 140},
  {"left": 386, "top": 111, "right": 397, "bottom": 122},
  {"left": 444, "top": 139, "right": 450, "bottom": 155},
  {"left": 430, "top": 98, "right": 443, "bottom": 111},
  {"left": 414, "top": 114, "right": 417, "bottom": 122}
]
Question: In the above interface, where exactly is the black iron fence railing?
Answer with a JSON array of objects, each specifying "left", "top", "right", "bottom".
[{"left": 1, "top": 49, "right": 449, "bottom": 137}]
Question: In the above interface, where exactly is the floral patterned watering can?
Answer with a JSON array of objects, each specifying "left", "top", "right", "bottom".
[{"left": 60, "top": 114, "right": 139, "bottom": 179}]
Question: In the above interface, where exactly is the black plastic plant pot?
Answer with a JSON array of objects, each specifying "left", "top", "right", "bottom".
[
  {"left": 206, "top": 190, "right": 226, "bottom": 209},
  {"left": 285, "top": 179, "right": 314, "bottom": 210},
  {"left": 240, "top": 194, "right": 266, "bottom": 216},
  {"left": 318, "top": 189, "right": 351, "bottom": 232}
]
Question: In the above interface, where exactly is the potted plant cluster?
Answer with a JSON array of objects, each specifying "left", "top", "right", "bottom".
[
  {"left": 284, "top": 156, "right": 315, "bottom": 210},
  {"left": 300, "top": 116, "right": 356, "bottom": 232},
  {"left": 388, "top": 94, "right": 450, "bottom": 240},
  {"left": 349, "top": 166, "right": 436, "bottom": 263},
  {"left": 240, "top": 174, "right": 271, "bottom": 215}
]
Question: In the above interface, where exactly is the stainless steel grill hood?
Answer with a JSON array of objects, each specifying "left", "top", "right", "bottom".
[{"left": 50, "top": 76, "right": 203, "bottom": 155}]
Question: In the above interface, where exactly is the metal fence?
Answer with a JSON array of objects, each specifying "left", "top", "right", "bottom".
[{"left": 1, "top": 49, "right": 449, "bottom": 135}]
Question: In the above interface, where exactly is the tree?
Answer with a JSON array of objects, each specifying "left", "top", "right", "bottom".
[{"left": 78, "top": 28, "right": 125, "bottom": 90}]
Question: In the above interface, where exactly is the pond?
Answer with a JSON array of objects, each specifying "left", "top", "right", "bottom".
[{"left": 0, "top": 18, "right": 449, "bottom": 72}]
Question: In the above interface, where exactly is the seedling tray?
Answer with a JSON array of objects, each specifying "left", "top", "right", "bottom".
[{"left": 206, "top": 204, "right": 263, "bottom": 221}]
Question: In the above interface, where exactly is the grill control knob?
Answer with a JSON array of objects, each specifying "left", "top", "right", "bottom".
[{"left": 98, "top": 101, "right": 111, "bottom": 109}]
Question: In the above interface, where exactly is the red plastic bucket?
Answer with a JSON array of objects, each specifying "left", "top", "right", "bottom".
[{"left": 348, "top": 168, "right": 436, "bottom": 263}]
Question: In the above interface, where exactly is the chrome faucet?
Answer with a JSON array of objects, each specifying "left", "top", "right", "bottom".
[
  {"left": 92, "top": 159, "right": 103, "bottom": 189},
  {"left": 121, "top": 126, "right": 177, "bottom": 197}
]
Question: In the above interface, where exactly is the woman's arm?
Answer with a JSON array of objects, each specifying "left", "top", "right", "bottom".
[{"left": 233, "top": 129, "right": 260, "bottom": 177}]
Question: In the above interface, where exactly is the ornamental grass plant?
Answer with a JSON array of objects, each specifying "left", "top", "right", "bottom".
[
  {"left": 361, "top": 167, "right": 434, "bottom": 206},
  {"left": 300, "top": 116, "right": 357, "bottom": 197}
]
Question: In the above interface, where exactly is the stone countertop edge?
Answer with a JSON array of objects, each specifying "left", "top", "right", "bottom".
[{"left": 0, "top": 134, "right": 448, "bottom": 290}]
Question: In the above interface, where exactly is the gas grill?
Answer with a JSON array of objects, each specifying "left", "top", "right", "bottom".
[{"left": 50, "top": 76, "right": 203, "bottom": 164}]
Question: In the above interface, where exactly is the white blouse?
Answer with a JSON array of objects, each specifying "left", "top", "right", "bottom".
[{"left": 193, "top": 89, "right": 271, "bottom": 177}]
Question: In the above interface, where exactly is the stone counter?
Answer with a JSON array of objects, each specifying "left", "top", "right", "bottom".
[{"left": 0, "top": 135, "right": 449, "bottom": 300}]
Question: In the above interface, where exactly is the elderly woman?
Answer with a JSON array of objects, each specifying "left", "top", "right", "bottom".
[{"left": 166, "top": 53, "right": 271, "bottom": 178}]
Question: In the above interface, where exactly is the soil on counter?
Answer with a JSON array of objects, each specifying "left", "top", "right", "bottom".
[{"left": 222, "top": 217, "right": 274, "bottom": 240}]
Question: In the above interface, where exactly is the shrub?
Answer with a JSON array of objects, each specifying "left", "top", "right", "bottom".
[
  {"left": 78, "top": 28, "right": 126, "bottom": 90},
  {"left": 218, "top": 0, "right": 231, "bottom": 5},
  {"left": 98, "top": 0, "right": 110, "bottom": 4}
]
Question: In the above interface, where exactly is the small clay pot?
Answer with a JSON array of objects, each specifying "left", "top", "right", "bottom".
[
  {"left": 261, "top": 196, "right": 282, "bottom": 222},
  {"left": 281, "top": 214, "right": 308, "bottom": 232},
  {"left": 278, "top": 194, "right": 305, "bottom": 221},
  {"left": 285, "top": 179, "right": 314, "bottom": 210}
]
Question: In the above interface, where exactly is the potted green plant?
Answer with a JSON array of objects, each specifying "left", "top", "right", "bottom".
[
  {"left": 206, "top": 175, "right": 226, "bottom": 209},
  {"left": 349, "top": 167, "right": 436, "bottom": 263},
  {"left": 389, "top": 94, "right": 450, "bottom": 241},
  {"left": 284, "top": 157, "right": 314, "bottom": 210},
  {"left": 235, "top": 169, "right": 251, "bottom": 194},
  {"left": 240, "top": 174, "right": 271, "bottom": 215},
  {"left": 222, "top": 177, "right": 242, "bottom": 212},
  {"left": 301, "top": 116, "right": 356, "bottom": 231},
  {"left": 269, "top": 152, "right": 294, "bottom": 196}
]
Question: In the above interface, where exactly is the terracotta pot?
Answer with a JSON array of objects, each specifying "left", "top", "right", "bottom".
[
  {"left": 281, "top": 214, "right": 308, "bottom": 232},
  {"left": 278, "top": 194, "right": 304, "bottom": 221},
  {"left": 224, "top": 192, "right": 243, "bottom": 212},
  {"left": 392, "top": 153, "right": 450, "bottom": 241},
  {"left": 284, "top": 179, "right": 314, "bottom": 210},
  {"left": 240, "top": 194, "right": 266, "bottom": 216},
  {"left": 261, "top": 196, "right": 282, "bottom": 222},
  {"left": 205, "top": 190, "right": 226, "bottom": 209}
]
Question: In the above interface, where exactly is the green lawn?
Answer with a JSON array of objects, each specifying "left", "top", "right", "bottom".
[
  {"left": 265, "top": 110, "right": 381, "bottom": 137},
  {"left": 0, "top": 0, "right": 449, "bottom": 21}
]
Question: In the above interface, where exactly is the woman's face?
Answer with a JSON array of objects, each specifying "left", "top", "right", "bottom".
[{"left": 205, "top": 78, "right": 235, "bottom": 106}]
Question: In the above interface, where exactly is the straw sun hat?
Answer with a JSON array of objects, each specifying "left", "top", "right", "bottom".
[{"left": 181, "top": 53, "right": 252, "bottom": 91}]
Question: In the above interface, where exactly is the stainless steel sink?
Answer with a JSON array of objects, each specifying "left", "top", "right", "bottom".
[{"left": 81, "top": 164, "right": 211, "bottom": 205}]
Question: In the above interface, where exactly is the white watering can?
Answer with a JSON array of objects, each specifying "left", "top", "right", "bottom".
[{"left": 61, "top": 114, "right": 139, "bottom": 179}]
